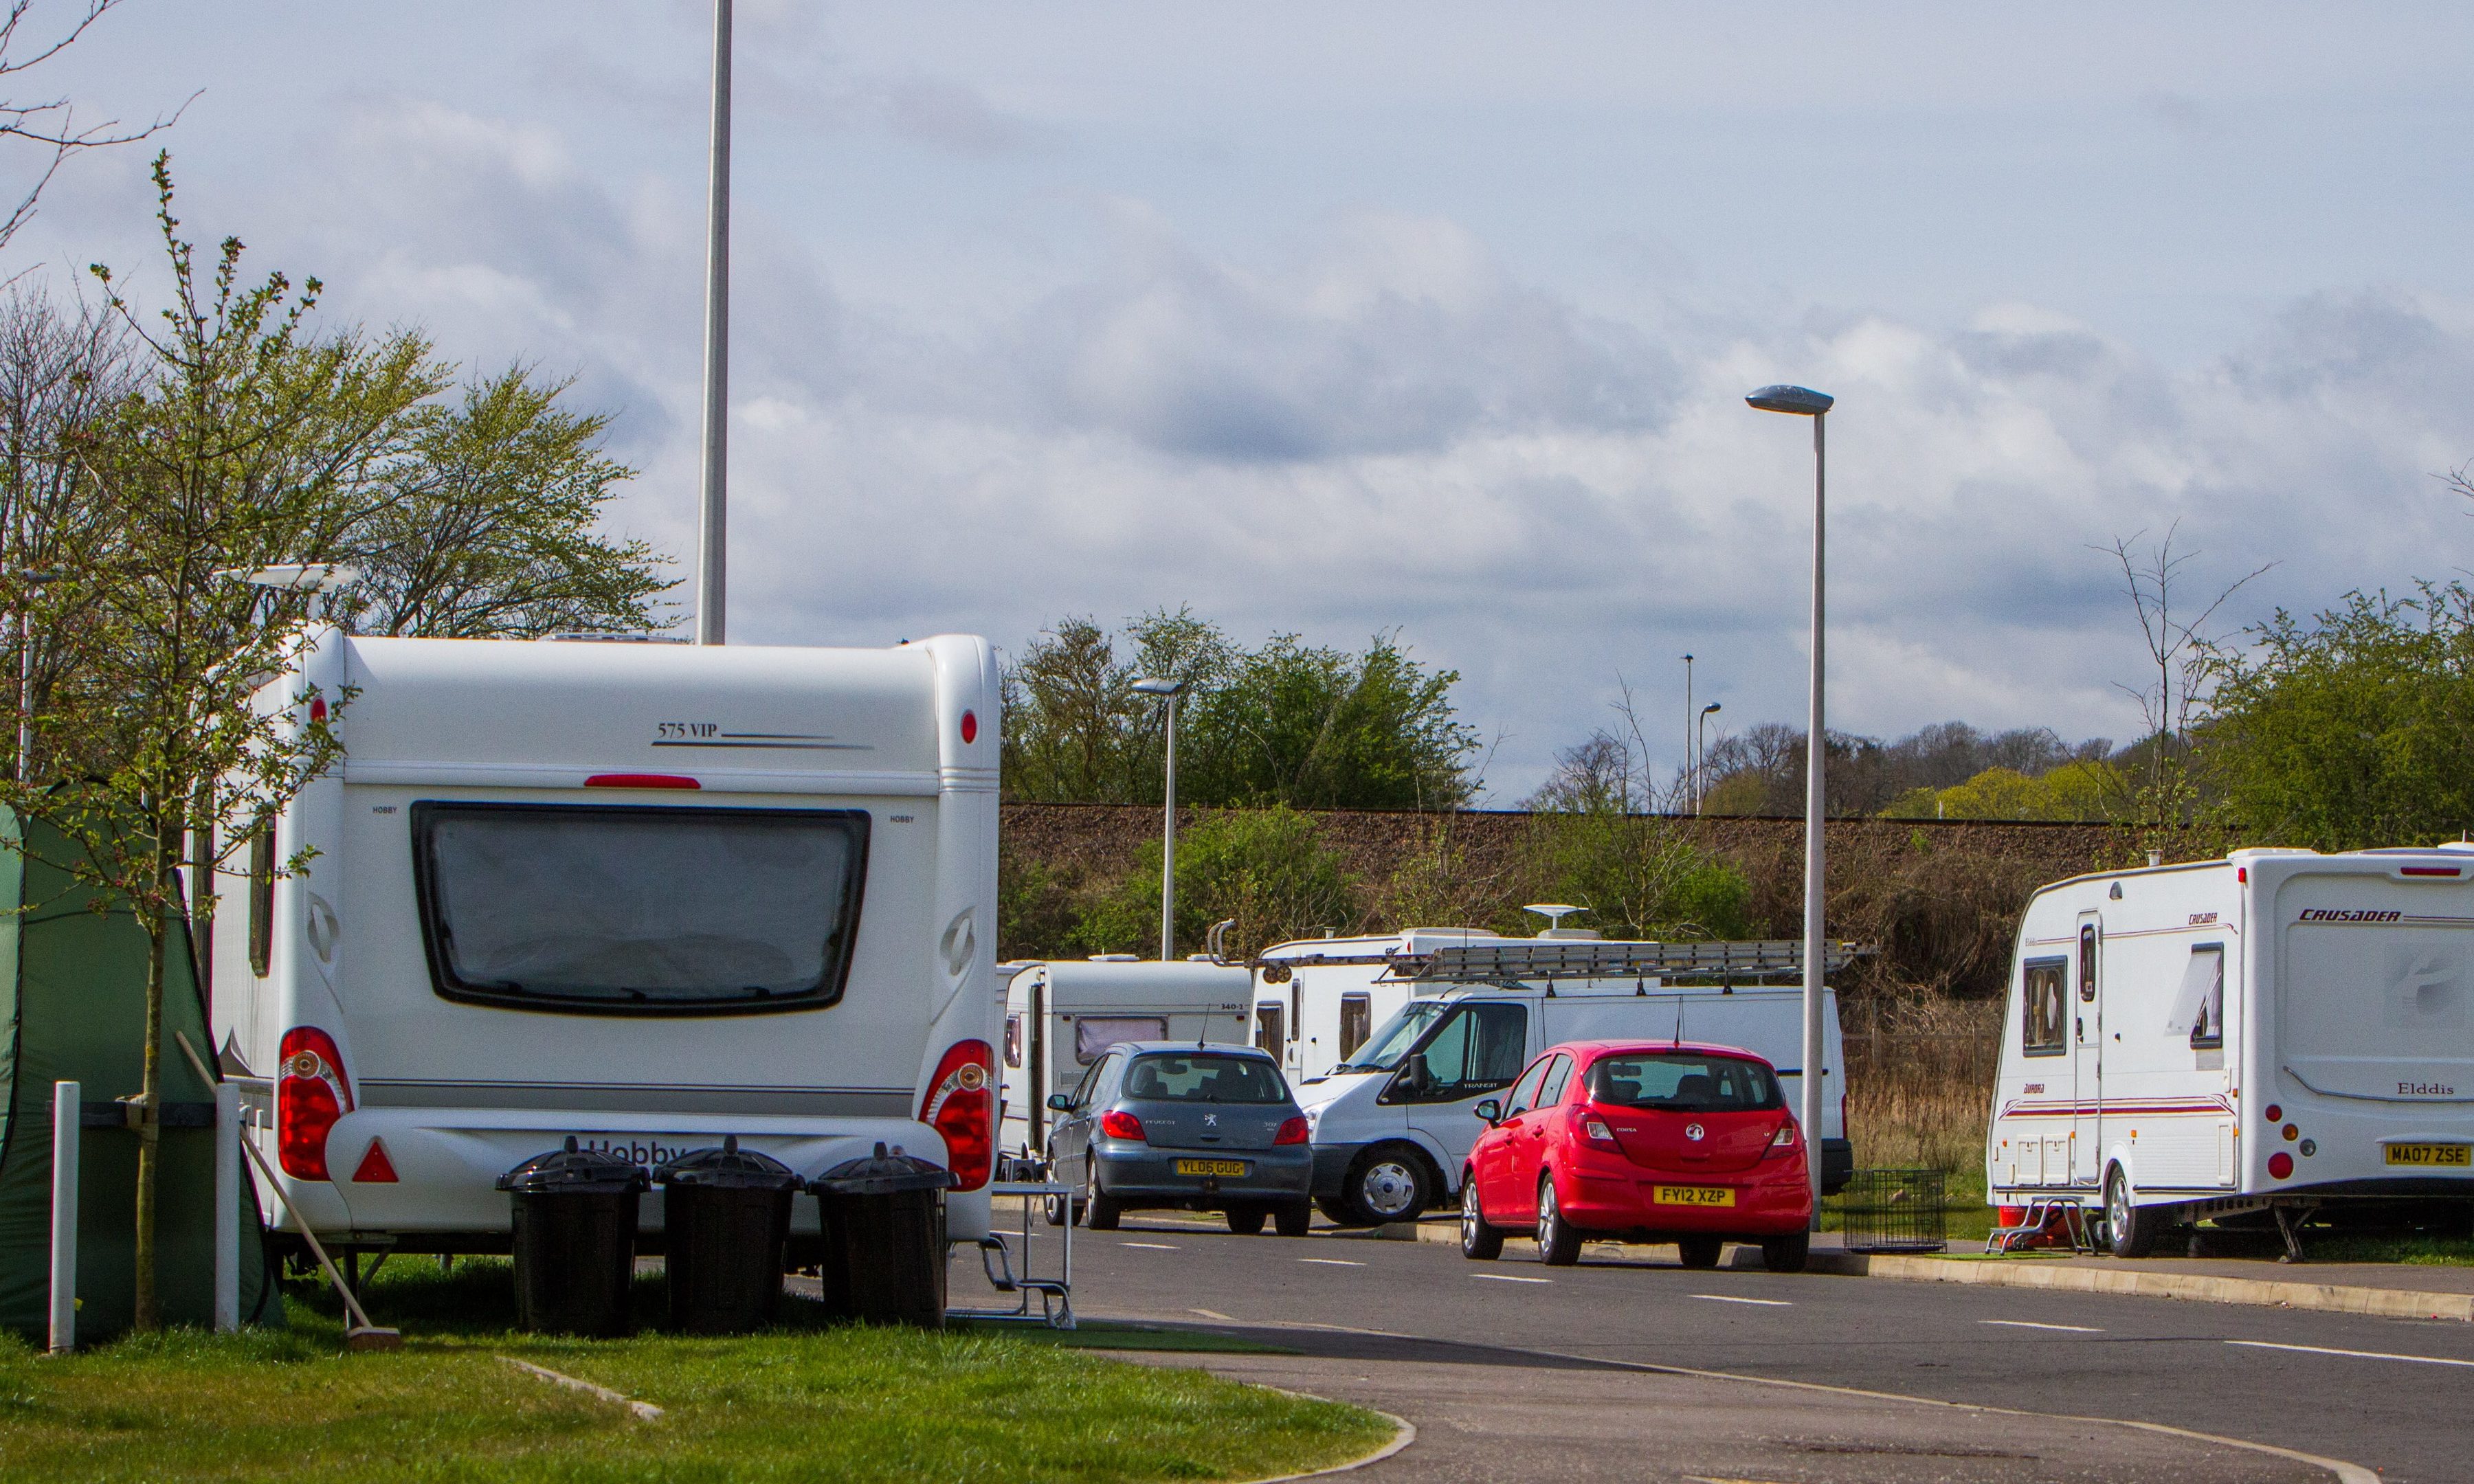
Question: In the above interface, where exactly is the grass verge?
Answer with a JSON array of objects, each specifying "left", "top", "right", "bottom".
[{"left": 0, "top": 1259, "right": 1390, "bottom": 1484}]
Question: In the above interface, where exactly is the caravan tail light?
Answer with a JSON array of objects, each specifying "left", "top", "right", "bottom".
[
  {"left": 1100, "top": 1110, "right": 1147, "bottom": 1142},
  {"left": 2269, "top": 1151, "right": 2294, "bottom": 1180},
  {"left": 277, "top": 1026, "right": 353, "bottom": 1180},
  {"left": 921, "top": 1040, "right": 994, "bottom": 1191},
  {"left": 1273, "top": 1116, "right": 1310, "bottom": 1145}
]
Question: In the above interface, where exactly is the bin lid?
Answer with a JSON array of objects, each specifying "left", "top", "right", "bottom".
[
  {"left": 808, "top": 1141, "right": 955, "bottom": 1195},
  {"left": 653, "top": 1134, "right": 799, "bottom": 1191},
  {"left": 495, "top": 1136, "right": 649, "bottom": 1194}
]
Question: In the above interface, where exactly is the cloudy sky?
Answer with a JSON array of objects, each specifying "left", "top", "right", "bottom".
[{"left": 14, "top": 2, "right": 2474, "bottom": 798}]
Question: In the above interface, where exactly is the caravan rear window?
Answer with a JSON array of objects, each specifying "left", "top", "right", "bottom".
[{"left": 411, "top": 802, "right": 869, "bottom": 1015}]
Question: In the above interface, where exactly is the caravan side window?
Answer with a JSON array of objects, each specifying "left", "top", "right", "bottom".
[
  {"left": 246, "top": 818, "right": 275, "bottom": 978},
  {"left": 1004, "top": 1013, "right": 1024, "bottom": 1069},
  {"left": 2168, "top": 945, "right": 2226, "bottom": 1050},
  {"left": 1255, "top": 1002, "right": 1284, "bottom": 1054},
  {"left": 2078, "top": 923, "right": 2099, "bottom": 1002},
  {"left": 1339, "top": 993, "right": 1372, "bottom": 1059},
  {"left": 2022, "top": 958, "right": 2068, "bottom": 1057}
]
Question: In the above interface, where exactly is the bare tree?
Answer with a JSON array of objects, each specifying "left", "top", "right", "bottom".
[
  {"left": 0, "top": 1, "right": 186, "bottom": 254},
  {"left": 2096, "top": 523, "right": 2273, "bottom": 846}
]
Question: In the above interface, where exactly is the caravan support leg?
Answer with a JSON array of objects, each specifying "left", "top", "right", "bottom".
[{"left": 2272, "top": 1203, "right": 2311, "bottom": 1264}]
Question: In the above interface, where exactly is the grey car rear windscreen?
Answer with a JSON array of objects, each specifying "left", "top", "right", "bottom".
[{"left": 412, "top": 801, "right": 869, "bottom": 1016}]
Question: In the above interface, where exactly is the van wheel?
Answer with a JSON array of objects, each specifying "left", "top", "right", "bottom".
[
  {"left": 1535, "top": 1174, "right": 1582, "bottom": 1266},
  {"left": 1225, "top": 1204, "right": 1268, "bottom": 1235},
  {"left": 1084, "top": 1165, "right": 1122, "bottom": 1232},
  {"left": 2105, "top": 1167, "right": 2159, "bottom": 1259},
  {"left": 1341, "top": 1146, "right": 1430, "bottom": 1227},
  {"left": 1460, "top": 1173, "right": 1504, "bottom": 1261},
  {"left": 1676, "top": 1235, "right": 1724, "bottom": 1270},
  {"left": 1274, "top": 1201, "right": 1313, "bottom": 1237},
  {"left": 1761, "top": 1232, "right": 1809, "bottom": 1273}
]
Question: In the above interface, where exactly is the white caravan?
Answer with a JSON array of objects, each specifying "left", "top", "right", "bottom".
[
  {"left": 211, "top": 629, "right": 1002, "bottom": 1283},
  {"left": 999, "top": 957, "right": 1251, "bottom": 1160},
  {"left": 1258, "top": 934, "right": 1853, "bottom": 1225},
  {"left": 1988, "top": 846, "right": 2474, "bottom": 1257}
]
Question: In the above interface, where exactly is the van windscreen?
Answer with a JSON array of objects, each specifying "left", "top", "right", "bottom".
[
  {"left": 412, "top": 802, "right": 868, "bottom": 1015},
  {"left": 1587, "top": 1054, "right": 1781, "bottom": 1112}
]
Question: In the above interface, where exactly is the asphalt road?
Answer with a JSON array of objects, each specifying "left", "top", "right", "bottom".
[{"left": 1056, "top": 1215, "right": 2474, "bottom": 1481}]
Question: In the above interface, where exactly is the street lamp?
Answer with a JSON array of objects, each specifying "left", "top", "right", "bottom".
[
  {"left": 1132, "top": 676, "right": 1186, "bottom": 960},
  {"left": 1680, "top": 652, "right": 1693, "bottom": 811},
  {"left": 1697, "top": 703, "right": 1721, "bottom": 813},
  {"left": 1745, "top": 381, "right": 1833, "bottom": 1226},
  {"left": 695, "top": 0, "right": 733, "bottom": 645}
]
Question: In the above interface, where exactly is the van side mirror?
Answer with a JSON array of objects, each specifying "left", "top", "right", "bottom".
[
  {"left": 1473, "top": 1099, "right": 1502, "bottom": 1125},
  {"left": 1045, "top": 1093, "right": 1073, "bottom": 1112}
]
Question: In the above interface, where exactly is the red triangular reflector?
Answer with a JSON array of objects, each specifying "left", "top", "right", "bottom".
[{"left": 351, "top": 1138, "right": 399, "bottom": 1183}]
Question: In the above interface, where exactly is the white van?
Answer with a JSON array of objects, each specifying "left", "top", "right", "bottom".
[
  {"left": 1267, "top": 934, "right": 1853, "bottom": 1225},
  {"left": 212, "top": 629, "right": 1002, "bottom": 1292},
  {"left": 1988, "top": 846, "right": 2474, "bottom": 1258},
  {"left": 1252, "top": 928, "right": 1535, "bottom": 1083},
  {"left": 999, "top": 957, "right": 1251, "bottom": 1160}
]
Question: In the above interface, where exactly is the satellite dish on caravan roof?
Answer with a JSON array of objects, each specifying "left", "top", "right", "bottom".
[{"left": 1522, "top": 903, "right": 1603, "bottom": 941}]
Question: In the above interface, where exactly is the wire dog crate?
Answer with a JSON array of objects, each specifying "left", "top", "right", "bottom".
[{"left": 1838, "top": 1168, "right": 1947, "bottom": 1254}]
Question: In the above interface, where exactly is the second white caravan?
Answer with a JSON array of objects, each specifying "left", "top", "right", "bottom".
[
  {"left": 999, "top": 957, "right": 1251, "bottom": 1160},
  {"left": 1989, "top": 846, "right": 2474, "bottom": 1257}
]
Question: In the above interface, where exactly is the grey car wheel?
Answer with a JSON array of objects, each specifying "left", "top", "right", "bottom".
[{"left": 1343, "top": 1147, "right": 1429, "bottom": 1226}]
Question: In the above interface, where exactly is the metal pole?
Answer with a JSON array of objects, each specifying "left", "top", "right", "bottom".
[
  {"left": 693, "top": 0, "right": 733, "bottom": 646},
  {"left": 1682, "top": 653, "right": 1693, "bottom": 811},
  {"left": 1802, "top": 410, "right": 1827, "bottom": 1228},
  {"left": 1159, "top": 691, "right": 1177, "bottom": 961},
  {"left": 213, "top": 1083, "right": 238, "bottom": 1334},
  {"left": 49, "top": 1080, "right": 76, "bottom": 1353},
  {"left": 14, "top": 609, "right": 29, "bottom": 782}
]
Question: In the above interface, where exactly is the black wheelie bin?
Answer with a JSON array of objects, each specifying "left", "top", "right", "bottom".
[
  {"left": 809, "top": 1143, "right": 953, "bottom": 1327},
  {"left": 654, "top": 1136, "right": 799, "bottom": 1334},
  {"left": 498, "top": 1138, "right": 648, "bottom": 1336}
]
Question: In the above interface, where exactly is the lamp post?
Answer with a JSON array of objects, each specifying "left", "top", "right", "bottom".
[
  {"left": 694, "top": 0, "right": 733, "bottom": 645},
  {"left": 1680, "top": 653, "right": 1693, "bottom": 810},
  {"left": 1745, "top": 381, "right": 1833, "bottom": 1226},
  {"left": 1697, "top": 702, "right": 1721, "bottom": 813},
  {"left": 1133, "top": 676, "right": 1185, "bottom": 960}
]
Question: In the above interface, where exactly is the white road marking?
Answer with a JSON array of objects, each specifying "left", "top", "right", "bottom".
[
  {"left": 1119, "top": 1241, "right": 1180, "bottom": 1250},
  {"left": 1691, "top": 1294, "right": 1793, "bottom": 1307},
  {"left": 1189, "top": 1307, "right": 1235, "bottom": 1321},
  {"left": 1473, "top": 1273, "right": 1554, "bottom": 1283},
  {"left": 1298, "top": 1257, "right": 1366, "bottom": 1267},
  {"left": 2228, "top": 1339, "right": 2474, "bottom": 1369},
  {"left": 1982, "top": 1319, "right": 2104, "bottom": 1333}
]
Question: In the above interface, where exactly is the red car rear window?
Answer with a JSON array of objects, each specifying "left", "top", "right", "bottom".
[{"left": 1586, "top": 1053, "right": 1780, "bottom": 1112}]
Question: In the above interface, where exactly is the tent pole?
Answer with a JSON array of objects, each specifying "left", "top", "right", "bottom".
[
  {"left": 49, "top": 1079, "right": 76, "bottom": 1353},
  {"left": 214, "top": 1082, "right": 238, "bottom": 1334}
]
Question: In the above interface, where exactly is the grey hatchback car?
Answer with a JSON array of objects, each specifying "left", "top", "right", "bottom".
[{"left": 1045, "top": 1042, "right": 1314, "bottom": 1235}]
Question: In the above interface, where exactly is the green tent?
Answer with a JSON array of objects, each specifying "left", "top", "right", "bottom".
[{"left": 0, "top": 807, "right": 279, "bottom": 1342}]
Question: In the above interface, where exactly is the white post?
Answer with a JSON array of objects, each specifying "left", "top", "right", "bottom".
[
  {"left": 693, "top": 0, "right": 733, "bottom": 645},
  {"left": 48, "top": 1080, "right": 76, "bottom": 1353},
  {"left": 214, "top": 1083, "right": 239, "bottom": 1334},
  {"left": 1159, "top": 690, "right": 1178, "bottom": 961},
  {"left": 1801, "top": 411, "right": 1827, "bottom": 1229}
]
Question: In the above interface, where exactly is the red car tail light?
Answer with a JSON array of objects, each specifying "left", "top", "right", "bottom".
[
  {"left": 1273, "top": 1115, "right": 1309, "bottom": 1145},
  {"left": 1581, "top": 1117, "right": 1616, "bottom": 1144},
  {"left": 1763, "top": 1120, "right": 1801, "bottom": 1157},
  {"left": 277, "top": 1026, "right": 353, "bottom": 1180},
  {"left": 1100, "top": 1109, "right": 1146, "bottom": 1142},
  {"left": 922, "top": 1039, "right": 994, "bottom": 1191}
]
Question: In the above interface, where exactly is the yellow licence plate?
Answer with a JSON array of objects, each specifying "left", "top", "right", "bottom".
[
  {"left": 1652, "top": 1184, "right": 1736, "bottom": 1207},
  {"left": 1175, "top": 1158, "right": 1248, "bottom": 1177},
  {"left": 2384, "top": 1143, "right": 2473, "bottom": 1167}
]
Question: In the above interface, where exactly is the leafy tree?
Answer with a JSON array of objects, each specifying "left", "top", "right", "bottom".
[
  {"left": 1000, "top": 609, "right": 1234, "bottom": 804},
  {"left": 1522, "top": 811, "right": 1750, "bottom": 941},
  {"left": 1880, "top": 760, "right": 2129, "bottom": 822},
  {"left": 1071, "top": 806, "right": 1358, "bottom": 959},
  {"left": 2200, "top": 583, "right": 2474, "bottom": 848}
]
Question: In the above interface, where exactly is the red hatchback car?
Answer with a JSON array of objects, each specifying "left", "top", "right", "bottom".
[{"left": 1460, "top": 1039, "right": 1814, "bottom": 1271}]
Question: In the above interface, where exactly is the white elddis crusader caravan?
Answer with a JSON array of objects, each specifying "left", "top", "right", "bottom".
[
  {"left": 1988, "top": 846, "right": 2474, "bottom": 1257},
  {"left": 212, "top": 629, "right": 1002, "bottom": 1277},
  {"left": 998, "top": 958, "right": 1251, "bottom": 1160}
]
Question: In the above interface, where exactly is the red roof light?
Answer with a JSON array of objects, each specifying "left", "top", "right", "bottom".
[{"left": 584, "top": 773, "right": 700, "bottom": 789}]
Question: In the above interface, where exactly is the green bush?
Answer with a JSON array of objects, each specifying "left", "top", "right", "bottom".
[
  {"left": 1523, "top": 811, "right": 1750, "bottom": 941},
  {"left": 1072, "top": 806, "right": 1359, "bottom": 959}
]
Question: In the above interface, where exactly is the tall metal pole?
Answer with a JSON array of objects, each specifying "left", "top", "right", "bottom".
[
  {"left": 693, "top": 0, "right": 733, "bottom": 646},
  {"left": 49, "top": 1079, "right": 77, "bottom": 1353},
  {"left": 1159, "top": 691, "right": 1178, "bottom": 961},
  {"left": 1801, "top": 410, "right": 1827, "bottom": 1227},
  {"left": 1682, "top": 653, "right": 1693, "bottom": 812}
]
